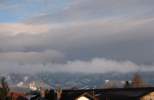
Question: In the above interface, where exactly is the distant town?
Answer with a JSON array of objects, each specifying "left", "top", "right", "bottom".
[{"left": 1, "top": 73, "right": 154, "bottom": 100}]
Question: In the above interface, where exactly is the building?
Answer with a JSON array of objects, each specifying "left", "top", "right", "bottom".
[
  {"left": 58, "top": 87, "right": 154, "bottom": 100},
  {"left": 75, "top": 92, "right": 95, "bottom": 100},
  {"left": 141, "top": 92, "right": 154, "bottom": 100},
  {"left": 8, "top": 92, "right": 27, "bottom": 100},
  {"left": 19, "top": 87, "right": 154, "bottom": 100}
]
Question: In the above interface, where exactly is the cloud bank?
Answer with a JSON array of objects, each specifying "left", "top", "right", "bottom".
[
  {"left": 0, "top": 58, "right": 153, "bottom": 74},
  {"left": 0, "top": 0, "right": 154, "bottom": 73}
]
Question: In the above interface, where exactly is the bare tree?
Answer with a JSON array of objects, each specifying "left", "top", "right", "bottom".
[{"left": 131, "top": 73, "right": 149, "bottom": 87}]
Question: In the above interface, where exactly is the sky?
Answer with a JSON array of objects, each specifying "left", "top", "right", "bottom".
[{"left": 0, "top": 0, "right": 154, "bottom": 74}]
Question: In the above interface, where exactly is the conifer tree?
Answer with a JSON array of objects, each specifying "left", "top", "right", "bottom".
[{"left": 0, "top": 77, "right": 10, "bottom": 100}]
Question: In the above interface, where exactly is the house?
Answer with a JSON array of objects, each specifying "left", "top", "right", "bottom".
[
  {"left": 25, "top": 87, "right": 154, "bottom": 100},
  {"left": 9, "top": 92, "right": 27, "bottom": 100},
  {"left": 28, "top": 89, "right": 55, "bottom": 100},
  {"left": 91, "top": 87, "right": 154, "bottom": 100},
  {"left": 75, "top": 92, "right": 95, "bottom": 100},
  {"left": 59, "top": 87, "right": 154, "bottom": 100},
  {"left": 141, "top": 92, "right": 154, "bottom": 100}
]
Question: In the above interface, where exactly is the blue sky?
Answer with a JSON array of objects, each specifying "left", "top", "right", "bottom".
[
  {"left": 0, "top": 0, "right": 154, "bottom": 73},
  {"left": 0, "top": 0, "right": 70, "bottom": 22}
]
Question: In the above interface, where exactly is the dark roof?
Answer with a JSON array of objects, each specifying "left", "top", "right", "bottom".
[
  {"left": 97, "top": 89, "right": 153, "bottom": 97},
  {"left": 60, "top": 87, "right": 154, "bottom": 99}
]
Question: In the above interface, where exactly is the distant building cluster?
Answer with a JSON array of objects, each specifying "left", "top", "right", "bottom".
[{"left": 0, "top": 73, "right": 154, "bottom": 100}]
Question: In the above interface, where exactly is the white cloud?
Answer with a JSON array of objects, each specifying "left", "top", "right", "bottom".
[
  {"left": 58, "top": 58, "right": 140, "bottom": 73},
  {"left": 0, "top": 58, "right": 153, "bottom": 74},
  {"left": 0, "top": 23, "right": 50, "bottom": 35}
]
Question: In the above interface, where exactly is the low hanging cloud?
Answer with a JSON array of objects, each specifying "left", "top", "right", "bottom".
[
  {"left": 51, "top": 58, "right": 154, "bottom": 74},
  {"left": 0, "top": 58, "right": 153, "bottom": 74},
  {"left": 0, "top": 50, "right": 65, "bottom": 64}
]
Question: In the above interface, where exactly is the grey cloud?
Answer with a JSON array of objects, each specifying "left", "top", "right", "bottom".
[
  {"left": 0, "top": 58, "right": 154, "bottom": 74},
  {"left": 0, "top": 18, "right": 154, "bottom": 65},
  {"left": 56, "top": 58, "right": 154, "bottom": 73},
  {"left": 25, "top": 0, "right": 154, "bottom": 24},
  {"left": 0, "top": 0, "right": 154, "bottom": 73},
  {"left": 0, "top": 50, "right": 65, "bottom": 64}
]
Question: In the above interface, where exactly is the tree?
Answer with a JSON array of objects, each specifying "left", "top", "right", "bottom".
[
  {"left": 0, "top": 77, "right": 10, "bottom": 100},
  {"left": 131, "top": 73, "right": 149, "bottom": 87}
]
